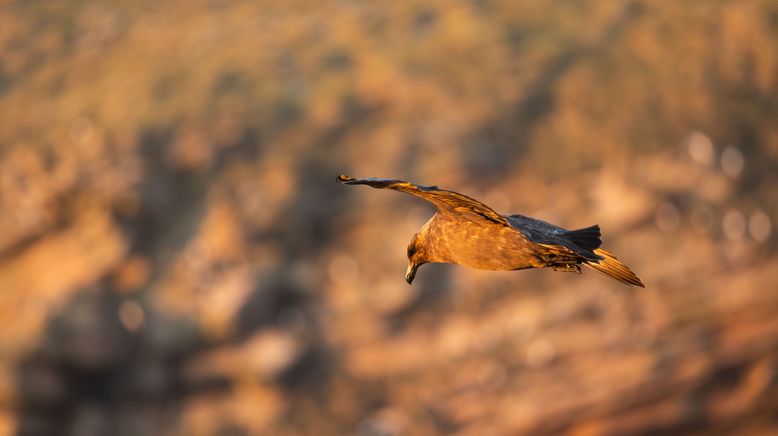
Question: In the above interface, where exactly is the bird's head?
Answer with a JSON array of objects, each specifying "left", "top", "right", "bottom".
[{"left": 405, "top": 232, "right": 428, "bottom": 285}]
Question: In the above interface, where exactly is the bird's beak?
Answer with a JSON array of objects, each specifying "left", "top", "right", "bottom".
[{"left": 405, "top": 262, "right": 418, "bottom": 285}]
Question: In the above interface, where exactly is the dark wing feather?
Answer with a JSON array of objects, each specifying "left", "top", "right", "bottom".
[
  {"left": 337, "top": 175, "right": 509, "bottom": 225},
  {"left": 507, "top": 214, "right": 603, "bottom": 261}
]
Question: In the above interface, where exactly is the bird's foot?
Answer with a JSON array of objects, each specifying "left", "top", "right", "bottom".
[{"left": 551, "top": 263, "right": 582, "bottom": 274}]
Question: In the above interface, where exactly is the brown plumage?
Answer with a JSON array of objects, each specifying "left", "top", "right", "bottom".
[{"left": 337, "top": 175, "right": 645, "bottom": 287}]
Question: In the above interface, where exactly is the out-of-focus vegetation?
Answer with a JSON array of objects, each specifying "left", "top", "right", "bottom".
[{"left": 1, "top": 0, "right": 777, "bottom": 434}]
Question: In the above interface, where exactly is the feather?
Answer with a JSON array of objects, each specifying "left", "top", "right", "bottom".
[{"left": 584, "top": 249, "right": 645, "bottom": 287}]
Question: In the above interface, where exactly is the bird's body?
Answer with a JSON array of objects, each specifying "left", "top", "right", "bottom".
[
  {"left": 337, "top": 175, "right": 644, "bottom": 287},
  {"left": 420, "top": 213, "right": 541, "bottom": 271}
]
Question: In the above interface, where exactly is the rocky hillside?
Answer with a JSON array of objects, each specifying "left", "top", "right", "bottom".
[{"left": 1, "top": 0, "right": 777, "bottom": 434}]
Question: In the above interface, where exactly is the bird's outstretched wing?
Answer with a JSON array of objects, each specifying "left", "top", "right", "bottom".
[{"left": 337, "top": 175, "right": 509, "bottom": 225}]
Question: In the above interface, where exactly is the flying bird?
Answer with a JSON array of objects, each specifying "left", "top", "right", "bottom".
[{"left": 337, "top": 175, "right": 644, "bottom": 287}]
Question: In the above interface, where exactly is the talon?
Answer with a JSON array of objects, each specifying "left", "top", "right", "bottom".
[{"left": 551, "top": 262, "right": 581, "bottom": 273}]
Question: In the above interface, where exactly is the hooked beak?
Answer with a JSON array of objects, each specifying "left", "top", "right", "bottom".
[{"left": 405, "top": 262, "right": 418, "bottom": 285}]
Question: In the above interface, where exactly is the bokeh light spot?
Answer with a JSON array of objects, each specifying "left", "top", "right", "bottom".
[
  {"left": 722, "top": 209, "right": 746, "bottom": 241},
  {"left": 748, "top": 210, "right": 772, "bottom": 243},
  {"left": 687, "top": 131, "right": 714, "bottom": 166},
  {"left": 720, "top": 146, "right": 744, "bottom": 178},
  {"left": 118, "top": 300, "right": 144, "bottom": 332}
]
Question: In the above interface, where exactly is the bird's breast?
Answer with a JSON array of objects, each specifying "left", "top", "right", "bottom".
[{"left": 427, "top": 219, "right": 540, "bottom": 271}]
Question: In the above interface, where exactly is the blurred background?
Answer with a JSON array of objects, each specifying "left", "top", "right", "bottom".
[{"left": 1, "top": 0, "right": 777, "bottom": 435}]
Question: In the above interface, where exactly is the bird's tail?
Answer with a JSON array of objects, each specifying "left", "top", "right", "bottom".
[{"left": 583, "top": 249, "right": 645, "bottom": 287}]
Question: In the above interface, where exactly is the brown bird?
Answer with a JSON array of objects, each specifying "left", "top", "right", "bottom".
[{"left": 337, "top": 175, "right": 644, "bottom": 287}]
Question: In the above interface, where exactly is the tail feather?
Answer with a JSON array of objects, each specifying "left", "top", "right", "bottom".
[
  {"left": 584, "top": 248, "right": 645, "bottom": 287},
  {"left": 564, "top": 225, "right": 602, "bottom": 249},
  {"left": 563, "top": 225, "right": 603, "bottom": 260}
]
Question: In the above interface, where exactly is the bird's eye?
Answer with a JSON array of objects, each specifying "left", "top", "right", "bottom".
[{"left": 407, "top": 246, "right": 417, "bottom": 257}]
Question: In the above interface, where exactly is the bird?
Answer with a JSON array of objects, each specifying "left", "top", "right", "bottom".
[{"left": 337, "top": 175, "right": 644, "bottom": 287}]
